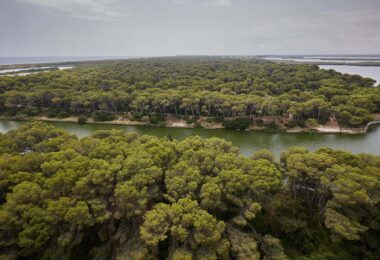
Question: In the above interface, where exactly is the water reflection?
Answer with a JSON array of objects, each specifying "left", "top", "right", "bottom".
[{"left": 1, "top": 120, "right": 379, "bottom": 158}]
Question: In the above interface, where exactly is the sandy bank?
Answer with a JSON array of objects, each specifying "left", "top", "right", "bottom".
[{"left": 1, "top": 115, "right": 376, "bottom": 135}]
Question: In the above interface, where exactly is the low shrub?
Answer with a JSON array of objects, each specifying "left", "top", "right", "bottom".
[
  {"left": 305, "top": 118, "right": 319, "bottom": 128},
  {"left": 47, "top": 109, "right": 60, "bottom": 118},
  {"left": 255, "top": 119, "right": 264, "bottom": 127},
  {"left": 132, "top": 112, "right": 144, "bottom": 121},
  {"left": 149, "top": 114, "right": 164, "bottom": 124},
  {"left": 57, "top": 111, "right": 70, "bottom": 118},
  {"left": 284, "top": 120, "right": 298, "bottom": 128},
  {"left": 20, "top": 107, "right": 40, "bottom": 116},
  {"left": 263, "top": 121, "right": 277, "bottom": 129},
  {"left": 286, "top": 119, "right": 306, "bottom": 128},
  {"left": 185, "top": 117, "right": 197, "bottom": 125},
  {"left": 223, "top": 118, "right": 251, "bottom": 130},
  {"left": 213, "top": 116, "right": 225, "bottom": 123},
  {"left": 6, "top": 108, "right": 20, "bottom": 117},
  {"left": 296, "top": 120, "right": 306, "bottom": 128},
  {"left": 92, "top": 112, "right": 115, "bottom": 121},
  {"left": 77, "top": 116, "right": 88, "bottom": 124}
]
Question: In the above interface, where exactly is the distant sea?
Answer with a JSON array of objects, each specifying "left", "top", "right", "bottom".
[{"left": 0, "top": 56, "right": 137, "bottom": 65}]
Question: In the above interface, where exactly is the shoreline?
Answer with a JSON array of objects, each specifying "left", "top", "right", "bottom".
[{"left": 1, "top": 115, "right": 377, "bottom": 135}]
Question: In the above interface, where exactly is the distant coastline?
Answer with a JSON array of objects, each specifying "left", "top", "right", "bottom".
[
  {"left": 2, "top": 55, "right": 380, "bottom": 66},
  {"left": 0, "top": 56, "right": 139, "bottom": 66},
  {"left": 262, "top": 55, "right": 380, "bottom": 66}
]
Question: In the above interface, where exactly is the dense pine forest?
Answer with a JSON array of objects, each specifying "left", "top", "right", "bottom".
[
  {"left": 0, "top": 122, "right": 379, "bottom": 259},
  {"left": 0, "top": 57, "right": 379, "bottom": 129}
]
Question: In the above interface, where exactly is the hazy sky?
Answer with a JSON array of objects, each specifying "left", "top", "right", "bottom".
[{"left": 1, "top": 0, "right": 380, "bottom": 57}]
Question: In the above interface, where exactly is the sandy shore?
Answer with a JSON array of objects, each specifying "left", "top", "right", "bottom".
[{"left": 2, "top": 115, "right": 376, "bottom": 134}]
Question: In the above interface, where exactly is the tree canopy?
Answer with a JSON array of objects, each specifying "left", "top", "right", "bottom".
[
  {"left": 1, "top": 57, "right": 379, "bottom": 128},
  {"left": 0, "top": 122, "right": 379, "bottom": 259}
]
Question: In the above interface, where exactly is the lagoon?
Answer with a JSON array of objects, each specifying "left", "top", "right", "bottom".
[
  {"left": 319, "top": 65, "right": 380, "bottom": 84},
  {"left": 1, "top": 120, "right": 379, "bottom": 158}
]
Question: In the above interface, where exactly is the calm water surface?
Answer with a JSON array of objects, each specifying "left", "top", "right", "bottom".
[
  {"left": 1, "top": 120, "right": 379, "bottom": 157},
  {"left": 320, "top": 65, "right": 380, "bottom": 84},
  {"left": 0, "top": 56, "right": 142, "bottom": 65}
]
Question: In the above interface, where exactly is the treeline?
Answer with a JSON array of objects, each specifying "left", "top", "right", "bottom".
[
  {"left": 0, "top": 57, "right": 379, "bottom": 127},
  {"left": 0, "top": 122, "right": 379, "bottom": 259}
]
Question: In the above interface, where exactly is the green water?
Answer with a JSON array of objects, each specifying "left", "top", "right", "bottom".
[{"left": 1, "top": 120, "right": 379, "bottom": 157}]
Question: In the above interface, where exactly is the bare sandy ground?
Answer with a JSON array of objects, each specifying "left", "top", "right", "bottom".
[
  {"left": 6, "top": 114, "right": 377, "bottom": 134},
  {"left": 315, "top": 117, "right": 341, "bottom": 133}
]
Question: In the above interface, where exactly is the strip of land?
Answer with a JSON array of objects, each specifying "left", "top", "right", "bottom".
[{"left": 4, "top": 114, "right": 379, "bottom": 134}]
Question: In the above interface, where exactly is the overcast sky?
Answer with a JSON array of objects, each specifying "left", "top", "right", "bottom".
[{"left": 1, "top": 0, "right": 380, "bottom": 57}]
